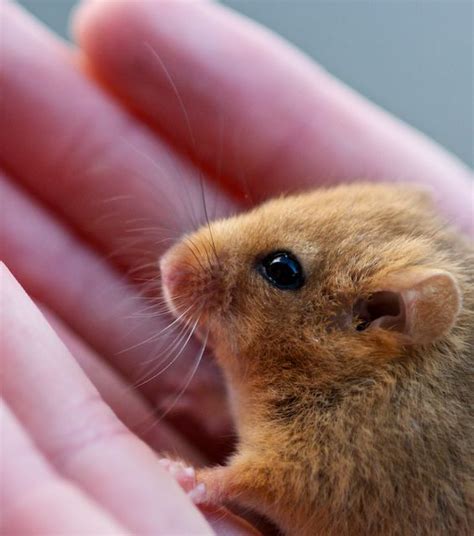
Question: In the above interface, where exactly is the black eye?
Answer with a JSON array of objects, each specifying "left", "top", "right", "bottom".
[{"left": 257, "top": 251, "right": 305, "bottom": 290}]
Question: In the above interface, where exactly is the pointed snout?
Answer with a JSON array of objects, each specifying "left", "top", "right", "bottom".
[{"left": 160, "top": 236, "right": 228, "bottom": 321}]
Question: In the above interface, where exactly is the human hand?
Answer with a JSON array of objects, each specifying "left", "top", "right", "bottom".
[
  {"left": 1, "top": 0, "right": 472, "bottom": 534},
  {"left": 1, "top": 265, "right": 259, "bottom": 535},
  {"left": 75, "top": 0, "right": 473, "bottom": 234}
]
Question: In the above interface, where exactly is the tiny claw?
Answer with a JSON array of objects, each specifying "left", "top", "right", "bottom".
[
  {"left": 188, "top": 482, "right": 207, "bottom": 504},
  {"left": 158, "top": 458, "right": 171, "bottom": 470},
  {"left": 159, "top": 458, "right": 199, "bottom": 494}
]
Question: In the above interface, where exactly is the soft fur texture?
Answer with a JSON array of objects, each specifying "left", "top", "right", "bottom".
[{"left": 161, "top": 183, "right": 473, "bottom": 535}]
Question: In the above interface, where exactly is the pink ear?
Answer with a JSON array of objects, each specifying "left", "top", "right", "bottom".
[
  {"left": 355, "top": 269, "right": 462, "bottom": 344},
  {"left": 395, "top": 269, "right": 461, "bottom": 344}
]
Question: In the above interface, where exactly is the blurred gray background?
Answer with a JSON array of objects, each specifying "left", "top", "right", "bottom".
[{"left": 18, "top": 0, "right": 473, "bottom": 168}]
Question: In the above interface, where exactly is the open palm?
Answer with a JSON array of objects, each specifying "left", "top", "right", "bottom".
[{"left": 1, "top": 1, "right": 472, "bottom": 534}]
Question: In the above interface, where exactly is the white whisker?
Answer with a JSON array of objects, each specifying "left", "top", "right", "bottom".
[
  {"left": 156, "top": 325, "right": 209, "bottom": 422},
  {"left": 134, "top": 315, "right": 201, "bottom": 389},
  {"left": 116, "top": 303, "right": 195, "bottom": 355}
]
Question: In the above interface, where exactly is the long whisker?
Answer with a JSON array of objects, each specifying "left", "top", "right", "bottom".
[
  {"left": 116, "top": 302, "right": 195, "bottom": 355},
  {"left": 134, "top": 315, "right": 202, "bottom": 389},
  {"left": 183, "top": 236, "right": 208, "bottom": 272},
  {"left": 143, "top": 44, "right": 202, "bottom": 230},
  {"left": 144, "top": 42, "right": 221, "bottom": 266},
  {"left": 156, "top": 325, "right": 209, "bottom": 422},
  {"left": 126, "top": 319, "right": 207, "bottom": 442},
  {"left": 139, "top": 306, "right": 199, "bottom": 368},
  {"left": 119, "top": 138, "right": 197, "bottom": 234},
  {"left": 190, "top": 233, "right": 213, "bottom": 272},
  {"left": 130, "top": 312, "right": 197, "bottom": 384}
]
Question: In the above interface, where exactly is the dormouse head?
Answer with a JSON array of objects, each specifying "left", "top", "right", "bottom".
[{"left": 160, "top": 184, "right": 462, "bottom": 384}]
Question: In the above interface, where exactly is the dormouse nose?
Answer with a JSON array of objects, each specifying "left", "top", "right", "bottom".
[{"left": 160, "top": 236, "right": 226, "bottom": 320}]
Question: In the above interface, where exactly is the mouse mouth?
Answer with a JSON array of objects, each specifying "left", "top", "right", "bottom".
[{"left": 160, "top": 240, "right": 227, "bottom": 329}]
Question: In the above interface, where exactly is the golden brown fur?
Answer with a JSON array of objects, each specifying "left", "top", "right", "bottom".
[{"left": 161, "top": 183, "right": 473, "bottom": 535}]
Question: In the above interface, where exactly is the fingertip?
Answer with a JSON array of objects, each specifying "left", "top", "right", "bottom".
[
  {"left": 71, "top": 0, "right": 112, "bottom": 46},
  {"left": 71, "top": 0, "right": 132, "bottom": 47},
  {"left": 71, "top": 0, "right": 210, "bottom": 45}
]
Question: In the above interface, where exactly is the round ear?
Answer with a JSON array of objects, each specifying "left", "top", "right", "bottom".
[{"left": 354, "top": 269, "right": 462, "bottom": 344}]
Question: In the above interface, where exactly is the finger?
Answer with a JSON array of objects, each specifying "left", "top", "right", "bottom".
[
  {"left": 0, "top": 1, "right": 237, "bottom": 272},
  {"left": 0, "top": 400, "right": 129, "bottom": 535},
  {"left": 0, "top": 264, "right": 213, "bottom": 535},
  {"left": 40, "top": 303, "right": 206, "bottom": 465},
  {"left": 0, "top": 0, "right": 233, "bottom": 453},
  {"left": 75, "top": 0, "right": 474, "bottom": 234},
  {"left": 0, "top": 171, "right": 232, "bottom": 455}
]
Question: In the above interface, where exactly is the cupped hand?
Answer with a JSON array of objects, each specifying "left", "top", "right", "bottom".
[
  {"left": 1, "top": 264, "right": 258, "bottom": 535},
  {"left": 1, "top": 0, "right": 472, "bottom": 534}
]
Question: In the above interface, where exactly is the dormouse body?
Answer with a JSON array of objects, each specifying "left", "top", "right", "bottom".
[{"left": 160, "top": 183, "right": 473, "bottom": 535}]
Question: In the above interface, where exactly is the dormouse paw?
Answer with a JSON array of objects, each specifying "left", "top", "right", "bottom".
[{"left": 159, "top": 458, "right": 207, "bottom": 504}]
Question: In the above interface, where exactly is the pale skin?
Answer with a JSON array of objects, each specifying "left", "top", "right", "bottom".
[{"left": 1, "top": 0, "right": 472, "bottom": 534}]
